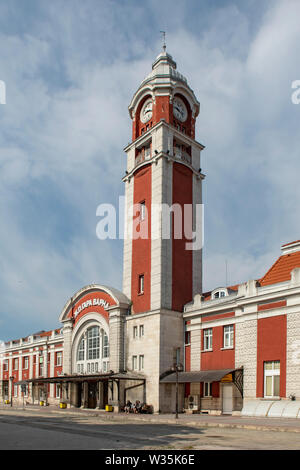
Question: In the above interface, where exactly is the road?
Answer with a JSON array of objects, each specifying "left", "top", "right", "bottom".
[{"left": 1, "top": 409, "right": 300, "bottom": 450}]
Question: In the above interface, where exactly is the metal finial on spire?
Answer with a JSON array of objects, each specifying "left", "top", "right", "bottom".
[{"left": 160, "top": 31, "right": 166, "bottom": 52}]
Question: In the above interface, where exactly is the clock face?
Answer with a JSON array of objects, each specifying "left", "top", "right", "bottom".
[
  {"left": 140, "top": 99, "right": 153, "bottom": 123},
  {"left": 173, "top": 97, "right": 188, "bottom": 122}
]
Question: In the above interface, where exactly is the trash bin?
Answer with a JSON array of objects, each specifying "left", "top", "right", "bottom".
[
  {"left": 60, "top": 402, "right": 67, "bottom": 409},
  {"left": 39, "top": 401, "right": 44, "bottom": 406},
  {"left": 105, "top": 405, "right": 113, "bottom": 412}
]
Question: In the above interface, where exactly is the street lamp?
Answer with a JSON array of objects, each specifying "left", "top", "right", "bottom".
[
  {"left": 9, "top": 376, "right": 14, "bottom": 407},
  {"left": 171, "top": 363, "right": 183, "bottom": 419}
]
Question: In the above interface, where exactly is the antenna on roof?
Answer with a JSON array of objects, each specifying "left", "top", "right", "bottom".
[{"left": 160, "top": 31, "right": 166, "bottom": 52}]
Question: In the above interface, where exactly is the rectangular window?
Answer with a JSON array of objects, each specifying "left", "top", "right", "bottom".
[
  {"left": 13, "top": 358, "right": 19, "bottom": 370},
  {"left": 203, "top": 382, "right": 212, "bottom": 397},
  {"left": 3, "top": 360, "right": 8, "bottom": 371},
  {"left": 138, "top": 275, "right": 144, "bottom": 294},
  {"left": 223, "top": 325, "right": 234, "bottom": 349},
  {"left": 103, "top": 333, "right": 109, "bottom": 358},
  {"left": 139, "top": 355, "right": 144, "bottom": 371},
  {"left": 23, "top": 357, "right": 29, "bottom": 369},
  {"left": 56, "top": 352, "right": 62, "bottom": 366},
  {"left": 132, "top": 356, "right": 137, "bottom": 370},
  {"left": 145, "top": 143, "right": 151, "bottom": 159},
  {"left": 14, "top": 384, "right": 18, "bottom": 397},
  {"left": 139, "top": 325, "right": 144, "bottom": 337},
  {"left": 133, "top": 326, "right": 138, "bottom": 339},
  {"left": 140, "top": 201, "right": 146, "bottom": 221},
  {"left": 56, "top": 384, "right": 61, "bottom": 399},
  {"left": 185, "top": 331, "right": 191, "bottom": 345},
  {"left": 203, "top": 328, "right": 213, "bottom": 351},
  {"left": 264, "top": 361, "right": 280, "bottom": 398}
]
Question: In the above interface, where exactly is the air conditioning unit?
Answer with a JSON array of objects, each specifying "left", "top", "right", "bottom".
[{"left": 188, "top": 394, "right": 200, "bottom": 411}]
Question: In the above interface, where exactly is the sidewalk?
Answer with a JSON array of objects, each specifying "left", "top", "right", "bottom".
[{"left": 2, "top": 404, "right": 300, "bottom": 433}]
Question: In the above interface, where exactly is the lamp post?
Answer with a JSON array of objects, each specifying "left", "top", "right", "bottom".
[
  {"left": 9, "top": 376, "right": 14, "bottom": 407},
  {"left": 172, "top": 363, "right": 183, "bottom": 419}
]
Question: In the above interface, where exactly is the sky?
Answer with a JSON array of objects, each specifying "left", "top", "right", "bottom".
[{"left": 0, "top": 0, "right": 300, "bottom": 340}]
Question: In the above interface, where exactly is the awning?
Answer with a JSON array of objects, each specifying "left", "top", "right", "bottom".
[
  {"left": 15, "top": 371, "right": 146, "bottom": 386},
  {"left": 160, "top": 368, "right": 240, "bottom": 384}
]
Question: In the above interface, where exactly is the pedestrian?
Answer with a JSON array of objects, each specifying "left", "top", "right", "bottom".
[{"left": 124, "top": 400, "right": 132, "bottom": 413}]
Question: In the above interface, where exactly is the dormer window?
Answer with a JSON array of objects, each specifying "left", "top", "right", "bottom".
[{"left": 212, "top": 288, "right": 228, "bottom": 299}]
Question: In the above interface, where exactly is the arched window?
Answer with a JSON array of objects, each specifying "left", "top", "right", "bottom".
[
  {"left": 77, "top": 336, "right": 85, "bottom": 361},
  {"left": 76, "top": 325, "right": 109, "bottom": 374},
  {"left": 87, "top": 326, "right": 100, "bottom": 360},
  {"left": 212, "top": 289, "right": 227, "bottom": 299}
]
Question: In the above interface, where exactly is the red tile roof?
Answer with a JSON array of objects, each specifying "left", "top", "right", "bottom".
[{"left": 260, "top": 250, "right": 300, "bottom": 286}]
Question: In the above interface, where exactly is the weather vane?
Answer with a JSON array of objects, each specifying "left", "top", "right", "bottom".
[{"left": 160, "top": 31, "right": 166, "bottom": 52}]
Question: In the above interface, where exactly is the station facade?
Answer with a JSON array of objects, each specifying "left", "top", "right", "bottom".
[{"left": 1, "top": 49, "right": 300, "bottom": 417}]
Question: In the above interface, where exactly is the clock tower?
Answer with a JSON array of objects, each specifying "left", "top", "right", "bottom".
[{"left": 122, "top": 48, "right": 205, "bottom": 411}]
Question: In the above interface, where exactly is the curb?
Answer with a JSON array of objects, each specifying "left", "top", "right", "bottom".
[{"left": 2, "top": 406, "right": 300, "bottom": 433}]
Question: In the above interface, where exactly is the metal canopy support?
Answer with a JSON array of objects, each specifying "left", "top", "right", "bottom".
[{"left": 233, "top": 369, "right": 244, "bottom": 398}]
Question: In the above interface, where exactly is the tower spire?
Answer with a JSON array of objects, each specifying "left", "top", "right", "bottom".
[{"left": 160, "top": 30, "right": 166, "bottom": 52}]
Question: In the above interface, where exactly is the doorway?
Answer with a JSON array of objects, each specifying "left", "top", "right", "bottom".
[
  {"left": 88, "top": 382, "right": 98, "bottom": 409},
  {"left": 222, "top": 384, "right": 233, "bottom": 414}
]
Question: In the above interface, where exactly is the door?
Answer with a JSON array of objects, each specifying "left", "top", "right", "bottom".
[
  {"left": 88, "top": 382, "right": 97, "bottom": 409},
  {"left": 222, "top": 384, "right": 233, "bottom": 414}
]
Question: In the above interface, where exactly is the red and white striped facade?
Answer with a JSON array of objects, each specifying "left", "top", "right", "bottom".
[
  {"left": 1, "top": 50, "right": 300, "bottom": 417},
  {"left": 183, "top": 241, "right": 300, "bottom": 416}
]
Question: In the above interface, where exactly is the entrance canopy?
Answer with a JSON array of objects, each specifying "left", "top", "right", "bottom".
[
  {"left": 160, "top": 369, "right": 238, "bottom": 383},
  {"left": 16, "top": 371, "right": 145, "bottom": 385},
  {"left": 160, "top": 368, "right": 243, "bottom": 396}
]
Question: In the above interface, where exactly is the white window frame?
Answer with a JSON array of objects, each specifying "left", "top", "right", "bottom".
[
  {"left": 76, "top": 325, "right": 109, "bottom": 374},
  {"left": 139, "top": 325, "right": 144, "bottom": 338},
  {"left": 140, "top": 201, "right": 146, "bottom": 221},
  {"left": 185, "top": 331, "right": 191, "bottom": 346},
  {"left": 214, "top": 290, "right": 226, "bottom": 299},
  {"left": 133, "top": 326, "right": 138, "bottom": 339},
  {"left": 24, "top": 356, "right": 29, "bottom": 370},
  {"left": 14, "top": 384, "right": 18, "bottom": 397},
  {"left": 56, "top": 384, "right": 61, "bottom": 399},
  {"left": 56, "top": 352, "right": 62, "bottom": 366},
  {"left": 139, "top": 274, "right": 144, "bottom": 294},
  {"left": 132, "top": 355, "right": 138, "bottom": 371},
  {"left": 223, "top": 325, "right": 234, "bottom": 349},
  {"left": 264, "top": 361, "right": 280, "bottom": 398},
  {"left": 139, "top": 355, "right": 144, "bottom": 371},
  {"left": 203, "top": 328, "right": 213, "bottom": 351},
  {"left": 203, "top": 382, "right": 212, "bottom": 397}
]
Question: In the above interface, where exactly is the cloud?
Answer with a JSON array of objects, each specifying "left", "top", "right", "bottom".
[{"left": 0, "top": 0, "right": 300, "bottom": 338}]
